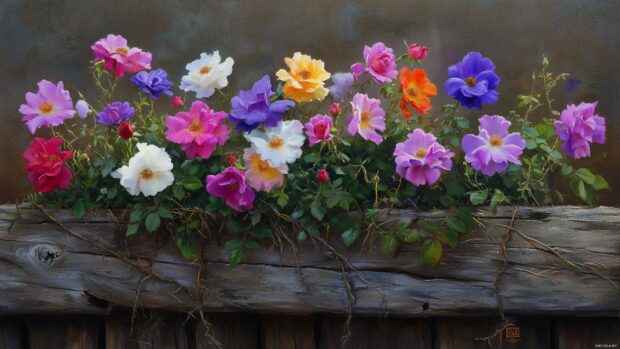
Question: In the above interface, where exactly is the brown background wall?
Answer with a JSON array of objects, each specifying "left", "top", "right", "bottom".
[{"left": 0, "top": 0, "right": 617, "bottom": 204}]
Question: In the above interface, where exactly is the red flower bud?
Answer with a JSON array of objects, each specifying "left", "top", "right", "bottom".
[
  {"left": 171, "top": 96, "right": 184, "bottom": 109},
  {"left": 317, "top": 169, "right": 329, "bottom": 183},
  {"left": 407, "top": 43, "right": 428, "bottom": 61},
  {"left": 226, "top": 155, "right": 237, "bottom": 165},
  {"left": 328, "top": 103, "right": 341, "bottom": 118},
  {"left": 118, "top": 121, "right": 134, "bottom": 140}
]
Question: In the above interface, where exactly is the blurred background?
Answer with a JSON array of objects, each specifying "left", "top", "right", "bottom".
[{"left": 0, "top": 0, "right": 617, "bottom": 204}]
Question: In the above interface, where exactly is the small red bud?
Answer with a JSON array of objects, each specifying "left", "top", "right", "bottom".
[
  {"left": 407, "top": 43, "right": 428, "bottom": 61},
  {"left": 171, "top": 96, "right": 184, "bottom": 109},
  {"left": 226, "top": 155, "right": 237, "bottom": 165},
  {"left": 118, "top": 121, "right": 134, "bottom": 140},
  {"left": 328, "top": 103, "right": 341, "bottom": 118},
  {"left": 317, "top": 169, "right": 329, "bottom": 183}
]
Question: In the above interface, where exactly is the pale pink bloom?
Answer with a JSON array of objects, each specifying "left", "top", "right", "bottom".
[{"left": 347, "top": 93, "right": 385, "bottom": 145}]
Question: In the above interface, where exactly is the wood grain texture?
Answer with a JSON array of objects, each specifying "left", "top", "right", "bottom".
[
  {"left": 555, "top": 317, "right": 620, "bottom": 349},
  {"left": 0, "top": 205, "right": 618, "bottom": 316},
  {"left": 195, "top": 313, "right": 260, "bottom": 349},
  {"left": 105, "top": 311, "right": 189, "bottom": 349},
  {"left": 0, "top": 318, "right": 24, "bottom": 349},
  {"left": 260, "top": 315, "right": 315, "bottom": 349},
  {"left": 26, "top": 316, "right": 102, "bottom": 349}
]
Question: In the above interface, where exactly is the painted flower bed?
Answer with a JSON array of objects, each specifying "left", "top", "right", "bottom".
[{"left": 20, "top": 35, "right": 608, "bottom": 266}]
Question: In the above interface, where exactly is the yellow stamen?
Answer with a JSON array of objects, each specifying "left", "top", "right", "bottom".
[
  {"left": 268, "top": 137, "right": 285, "bottom": 149},
  {"left": 187, "top": 119, "right": 202, "bottom": 135},
  {"left": 489, "top": 135, "right": 503, "bottom": 148},
  {"left": 415, "top": 148, "right": 427, "bottom": 158},
  {"left": 140, "top": 168, "right": 154, "bottom": 180},
  {"left": 298, "top": 70, "right": 311, "bottom": 80},
  {"left": 360, "top": 111, "right": 371, "bottom": 128},
  {"left": 465, "top": 77, "right": 476, "bottom": 87},
  {"left": 258, "top": 160, "right": 270, "bottom": 171},
  {"left": 200, "top": 66, "right": 211, "bottom": 74},
  {"left": 39, "top": 102, "right": 54, "bottom": 115},
  {"left": 115, "top": 47, "right": 128, "bottom": 55}
]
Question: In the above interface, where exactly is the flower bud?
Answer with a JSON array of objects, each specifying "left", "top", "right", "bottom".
[
  {"left": 118, "top": 121, "right": 134, "bottom": 140},
  {"left": 226, "top": 155, "right": 237, "bottom": 165},
  {"left": 171, "top": 96, "right": 184, "bottom": 109},
  {"left": 328, "top": 103, "right": 341, "bottom": 118},
  {"left": 407, "top": 43, "right": 428, "bottom": 61},
  {"left": 75, "top": 100, "right": 90, "bottom": 118},
  {"left": 317, "top": 169, "right": 329, "bottom": 183}
]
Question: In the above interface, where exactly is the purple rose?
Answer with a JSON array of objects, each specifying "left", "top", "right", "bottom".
[
  {"left": 394, "top": 128, "right": 454, "bottom": 186},
  {"left": 462, "top": 115, "right": 525, "bottom": 176},
  {"left": 229, "top": 75, "right": 295, "bottom": 132},
  {"left": 205, "top": 167, "right": 255, "bottom": 212},
  {"left": 130, "top": 68, "right": 174, "bottom": 99},
  {"left": 96, "top": 101, "right": 136, "bottom": 126},
  {"left": 553, "top": 102, "right": 605, "bottom": 159},
  {"left": 445, "top": 52, "right": 500, "bottom": 109}
]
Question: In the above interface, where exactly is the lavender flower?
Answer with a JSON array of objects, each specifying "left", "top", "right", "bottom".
[
  {"left": 553, "top": 102, "right": 605, "bottom": 159},
  {"left": 229, "top": 75, "right": 295, "bottom": 132},
  {"left": 462, "top": 115, "right": 525, "bottom": 176},
  {"left": 328, "top": 72, "right": 354, "bottom": 100},
  {"left": 394, "top": 129, "right": 454, "bottom": 186},
  {"left": 96, "top": 101, "right": 136, "bottom": 126},
  {"left": 130, "top": 68, "right": 174, "bottom": 99},
  {"left": 19, "top": 80, "right": 75, "bottom": 134}
]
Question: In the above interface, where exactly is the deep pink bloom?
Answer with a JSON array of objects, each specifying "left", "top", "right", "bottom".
[
  {"left": 206, "top": 167, "right": 255, "bottom": 212},
  {"left": 171, "top": 96, "right": 184, "bottom": 109},
  {"left": 347, "top": 93, "right": 385, "bottom": 145},
  {"left": 316, "top": 169, "right": 329, "bottom": 183},
  {"left": 407, "top": 43, "right": 428, "bottom": 61},
  {"left": 394, "top": 129, "right": 454, "bottom": 186},
  {"left": 19, "top": 80, "right": 75, "bottom": 134},
  {"left": 118, "top": 121, "right": 134, "bottom": 140},
  {"left": 553, "top": 102, "right": 605, "bottom": 159},
  {"left": 91, "top": 34, "right": 152, "bottom": 78},
  {"left": 23, "top": 137, "right": 73, "bottom": 193},
  {"left": 165, "top": 101, "right": 229, "bottom": 159},
  {"left": 226, "top": 155, "right": 237, "bottom": 165},
  {"left": 462, "top": 115, "right": 526, "bottom": 176},
  {"left": 350, "top": 42, "right": 398, "bottom": 84},
  {"left": 328, "top": 103, "right": 341, "bottom": 118},
  {"left": 304, "top": 114, "right": 334, "bottom": 146}
]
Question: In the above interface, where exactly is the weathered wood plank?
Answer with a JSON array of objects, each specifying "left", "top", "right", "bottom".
[
  {"left": 0, "top": 205, "right": 618, "bottom": 316},
  {"left": 317, "top": 315, "right": 432, "bottom": 349},
  {"left": 195, "top": 313, "right": 259, "bottom": 349},
  {"left": 26, "top": 316, "right": 102, "bottom": 349},
  {"left": 260, "top": 315, "right": 315, "bottom": 349},
  {"left": 0, "top": 317, "right": 24, "bottom": 349},
  {"left": 105, "top": 311, "right": 189, "bottom": 349},
  {"left": 436, "top": 317, "right": 551, "bottom": 348},
  {"left": 555, "top": 317, "right": 620, "bottom": 349}
]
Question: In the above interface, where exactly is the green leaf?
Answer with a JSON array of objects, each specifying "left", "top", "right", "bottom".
[
  {"left": 73, "top": 200, "right": 85, "bottom": 218},
  {"left": 561, "top": 165, "right": 573, "bottom": 176},
  {"left": 126, "top": 222, "right": 140, "bottom": 237},
  {"left": 224, "top": 239, "right": 244, "bottom": 251},
  {"left": 297, "top": 230, "right": 307, "bottom": 242},
  {"left": 310, "top": 200, "right": 325, "bottom": 221},
  {"left": 249, "top": 225, "right": 272, "bottom": 239},
  {"left": 591, "top": 175, "right": 609, "bottom": 190},
  {"left": 456, "top": 207, "right": 474, "bottom": 227},
  {"left": 277, "top": 193, "right": 289, "bottom": 208},
  {"left": 469, "top": 191, "right": 488, "bottom": 205},
  {"left": 575, "top": 168, "right": 596, "bottom": 185},
  {"left": 145, "top": 213, "right": 161, "bottom": 233},
  {"left": 291, "top": 209, "right": 304, "bottom": 220},
  {"left": 244, "top": 240, "right": 260, "bottom": 249},
  {"left": 251, "top": 212, "right": 261, "bottom": 226},
  {"left": 130, "top": 209, "right": 144, "bottom": 223},
  {"left": 341, "top": 228, "right": 360, "bottom": 247},
  {"left": 577, "top": 180, "right": 588, "bottom": 202},
  {"left": 436, "top": 228, "right": 458, "bottom": 247},
  {"left": 176, "top": 237, "right": 196, "bottom": 259},
  {"left": 446, "top": 216, "right": 466, "bottom": 233},
  {"left": 303, "top": 153, "right": 319, "bottom": 163},
  {"left": 420, "top": 240, "right": 443, "bottom": 268},
  {"left": 180, "top": 177, "right": 203, "bottom": 190},
  {"left": 380, "top": 234, "right": 398, "bottom": 255},
  {"left": 398, "top": 228, "right": 421, "bottom": 243},
  {"left": 158, "top": 207, "right": 174, "bottom": 219},
  {"left": 228, "top": 248, "right": 244, "bottom": 267},
  {"left": 535, "top": 123, "right": 555, "bottom": 139},
  {"left": 490, "top": 190, "right": 507, "bottom": 208},
  {"left": 446, "top": 181, "right": 465, "bottom": 196}
]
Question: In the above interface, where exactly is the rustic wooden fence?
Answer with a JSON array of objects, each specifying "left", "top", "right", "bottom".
[{"left": 0, "top": 205, "right": 618, "bottom": 348}]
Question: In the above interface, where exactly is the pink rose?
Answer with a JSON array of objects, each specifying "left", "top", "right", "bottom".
[{"left": 407, "top": 43, "right": 428, "bottom": 61}]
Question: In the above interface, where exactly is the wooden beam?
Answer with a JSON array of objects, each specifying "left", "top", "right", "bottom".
[{"left": 0, "top": 205, "right": 618, "bottom": 316}]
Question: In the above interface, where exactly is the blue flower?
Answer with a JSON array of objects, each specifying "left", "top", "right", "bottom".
[
  {"left": 130, "top": 68, "right": 174, "bottom": 99},
  {"left": 229, "top": 75, "right": 295, "bottom": 132},
  {"left": 96, "top": 101, "right": 135, "bottom": 125},
  {"left": 445, "top": 52, "right": 500, "bottom": 109}
]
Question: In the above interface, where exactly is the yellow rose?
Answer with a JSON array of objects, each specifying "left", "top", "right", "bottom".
[{"left": 276, "top": 52, "right": 331, "bottom": 103}]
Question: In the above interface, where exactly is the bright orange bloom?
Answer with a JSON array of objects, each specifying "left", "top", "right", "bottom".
[{"left": 399, "top": 68, "right": 437, "bottom": 118}]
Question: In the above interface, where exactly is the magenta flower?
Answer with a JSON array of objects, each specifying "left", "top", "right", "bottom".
[
  {"left": 394, "top": 129, "right": 454, "bottom": 186},
  {"left": 91, "top": 34, "right": 152, "bottom": 78},
  {"left": 19, "top": 80, "right": 75, "bottom": 134},
  {"left": 350, "top": 42, "right": 398, "bottom": 84},
  {"left": 553, "top": 102, "right": 605, "bottom": 159},
  {"left": 304, "top": 114, "right": 334, "bottom": 146},
  {"left": 165, "top": 101, "right": 229, "bottom": 159},
  {"left": 206, "top": 167, "right": 255, "bottom": 212},
  {"left": 462, "top": 115, "right": 526, "bottom": 176},
  {"left": 347, "top": 93, "right": 385, "bottom": 145}
]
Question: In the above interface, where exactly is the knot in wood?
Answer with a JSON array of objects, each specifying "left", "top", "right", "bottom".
[{"left": 32, "top": 244, "right": 62, "bottom": 266}]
